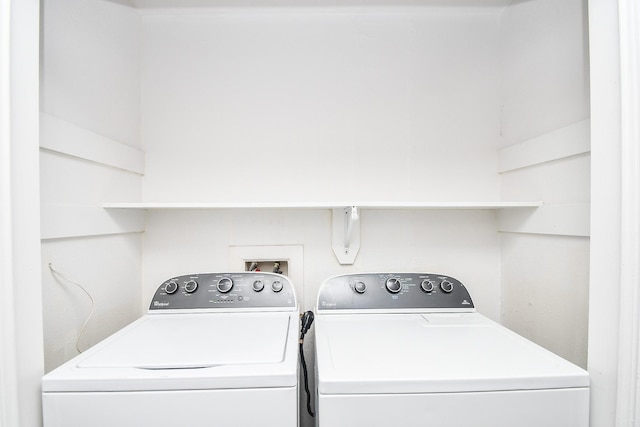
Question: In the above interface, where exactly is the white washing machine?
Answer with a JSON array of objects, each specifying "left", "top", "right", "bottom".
[
  {"left": 315, "top": 273, "right": 589, "bottom": 427},
  {"left": 42, "top": 272, "right": 299, "bottom": 427}
]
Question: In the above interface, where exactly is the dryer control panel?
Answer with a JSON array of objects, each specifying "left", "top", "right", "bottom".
[
  {"left": 149, "top": 272, "right": 297, "bottom": 311},
  {"left": 316, "top": 273, "right": 474, "bottom": 312}
]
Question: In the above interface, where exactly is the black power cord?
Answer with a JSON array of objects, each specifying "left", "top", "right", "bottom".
[{"left": 299, "top": 311, "right": 315, "bottom": 417}]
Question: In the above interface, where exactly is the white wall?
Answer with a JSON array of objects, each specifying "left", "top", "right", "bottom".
[
  {"left": 41, "top": 0, "right": 141, "bottom": 147},
  {"left": 498, "top": 0, "right": 590, "bottom": 368},
  {"left": 499, "top": 0, "right": 589, "bottom": 147},
  {"left": 40, "top": 236, "right": 142, "bottom": 372},
  {"left": 40, "top": 0, "right": 143, "bottom": 372},
  {"left": 500, "top": 233, "right": 589, "bottom": 365},
  {"left": 140, "top": 8, "right": 502, "bottom": 203}
]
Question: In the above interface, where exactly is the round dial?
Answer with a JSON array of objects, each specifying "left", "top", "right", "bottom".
[
  {"left": 217, "top": 277, "right": 234, "bottom": 293},
  {"left": 184, "top": 280, "right": 198, "bottom": 293},
  {"left": 164, "top": 281, "right": 179, "bottom": 294},
  {"left": 252, "top": 280, "right": 265, "bottom": 292},
  {"left": 271, "top": 280, "right": 283, "bottom": 293},
  {"left": 440, "top": 280, "right": 454, "bottom": 293},
  {"left": 385, "top": 278, "right": 402, "bottom": 293},
  {"left": 420, "top": 279, "right": 435, "bottom": 293},
  {"left": 354, "top": 281, "right": 367, "bottom": 294}
]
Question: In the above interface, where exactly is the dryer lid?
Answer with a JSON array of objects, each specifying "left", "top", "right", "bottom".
[
  {"left": 78, "top": 313, "right": 291, "bottom": 369},
  {"left": 315, "top": 313, "right": 589, "bottom": 394}
]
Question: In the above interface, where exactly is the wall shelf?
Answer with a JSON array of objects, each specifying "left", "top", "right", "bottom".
[
  {"left": 117, "top": 0, "right": 513, "bottom": 9},
  {"left": 102, "top": 201, "right": 543, "bottom": 210},
  {"left": 102, "top": 201, "right": 542, "bottom": 265},
  {"left": 43, "top": 201, "right": 543, "bottom": 241}
]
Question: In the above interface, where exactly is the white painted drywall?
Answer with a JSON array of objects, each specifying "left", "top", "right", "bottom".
[
  {"left": 500, "top": 233, "right": 589, "bottom": 367},
  {"left": 498, "top": 0, "right": 590, "bottom": 148},
  {"left": 41, "top": 236, "right": 142, "bottom": 372},
  {"left": 498, "top": 0, "right": 590, "bottom": 368},
  {"left": 40, "top": 0, "right": 143, "bottom": 372},
  {"left": 140, "top": 8, "right": 502, "bottom": 203},
  {"left": 41, "top": 0, "right": 141, "bottom": 147}
]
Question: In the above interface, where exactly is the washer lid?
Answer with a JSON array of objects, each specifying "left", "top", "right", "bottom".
[
  {"left": 78, "top": 313, "right": 290, "bottom": 369},
  {"left": 42, "top": 312, "right": 299, "bottom": 392},
  {"left": 315, "top": 313, "right": 589, "bottom": 394}
]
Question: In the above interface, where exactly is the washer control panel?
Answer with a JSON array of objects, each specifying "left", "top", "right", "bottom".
[
  {"left": 317, "top": 273, "right": 474, "bottom": 312},
  {"left": 149, "top": 272, "right": 296, "bottom": 311}
]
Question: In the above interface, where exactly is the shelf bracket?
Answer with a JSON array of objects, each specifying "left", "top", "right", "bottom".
[{"left": 332, "top": 206, "right": 360, "bottom": 265}]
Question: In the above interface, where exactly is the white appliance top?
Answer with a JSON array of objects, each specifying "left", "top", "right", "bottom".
[
  {"left": 315, "top": 312, "right": 589, "bottom": 394},
  {"left": 315, "top": 273, "right": 589, "bottom": 394},
  {"left": 79, "top": 313, "right": 290, "bottom": 369},
  {"left": 43, "top": 312, "right": 299, "bottom": 392},
  {"left": 42, "top": 272, "right": 299, "bottom": 393}
]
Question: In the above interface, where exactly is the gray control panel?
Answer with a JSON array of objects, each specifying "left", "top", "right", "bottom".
[
  {"left": 316, "top": 273, "right": 474, "bottom": 311},
  {"left": 149, "top": 272, "right": 296, "bottom": 311}
]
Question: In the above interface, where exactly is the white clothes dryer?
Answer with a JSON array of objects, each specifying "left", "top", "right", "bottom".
[
  {"left": 315, "top": 273, "right": 589, "bottom": 427},
  {"left": 42, "top": 272, "right": 299, "bottom": 427}
]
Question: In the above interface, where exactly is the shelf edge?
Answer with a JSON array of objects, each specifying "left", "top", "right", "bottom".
[{"left": 102, "top": 201, "right": 543, "bottom": 210}]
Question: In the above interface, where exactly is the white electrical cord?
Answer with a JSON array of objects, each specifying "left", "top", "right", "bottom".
[{"left": 48, "top": 263, "right": 95, "bottom": 354}]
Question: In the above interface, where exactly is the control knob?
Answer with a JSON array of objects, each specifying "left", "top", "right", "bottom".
[
  {"left": 217, "top": 277, "right": 234, "bottom": 293},
  {"left": 252, "top": 280, "right": 265, "bottom": 292},
  {"left": 440, "top": 280, "right": 454, "bottom": 293},
  {"left": 184, "top": 280, "right": 198, "bottom": 293},
  {"left": 385, "top": 278, "right": 402, "bottom": 293},
  {"left": 354, "top": 281, "right": 367, "bottom": 294},
  {"left": 420, "top": 279, "right": 435, "bottom": 293},
  {"left": 271, "top": 280, "right": 284, "bottom": 293},
  {"left": 164, "top": 280, "right": 179, "bottom": 294}
]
